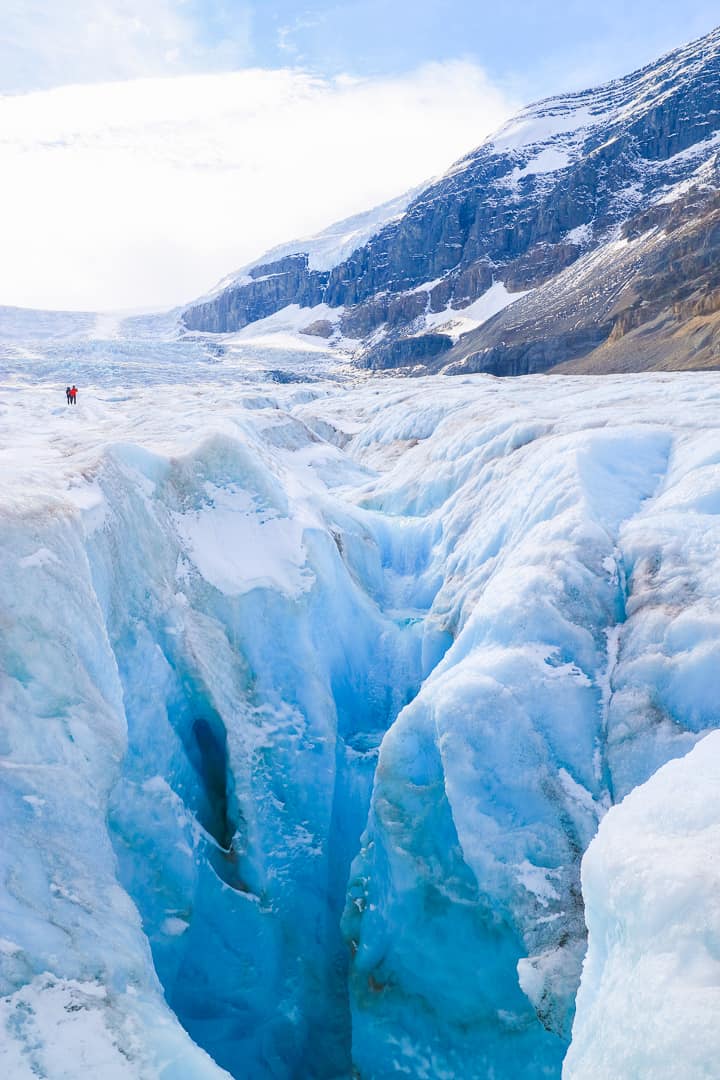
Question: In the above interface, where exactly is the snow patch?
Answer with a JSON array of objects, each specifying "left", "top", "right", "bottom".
[
  {"left": 565, "top": 223, "right": 593, "bottom": 246},
  {"left": 566, "top": 731, "right": 720, "bottom": 1079},
  {"left": 510, "top": 147, "right": 571, "bottom": 183},
  {"left": 490, "top": 105, "right": 606, "bottom": 154},
  {"left": 424, "top": 281, "right": 530, "bottom": 340},
  {"left": 173, "top": 487, "right": 313, "bottom": 598}
]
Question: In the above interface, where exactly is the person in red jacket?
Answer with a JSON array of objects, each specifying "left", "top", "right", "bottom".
[{"left": 70, "top": 385, "right": 78, "bottom": 405}]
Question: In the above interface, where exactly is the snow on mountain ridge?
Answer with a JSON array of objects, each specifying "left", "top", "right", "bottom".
[
  {"left": 486, "top": 22, "right": 720, "bottom": 155},
  {"left": 197, "top": 184, "right": 425, "bottom": 305}
]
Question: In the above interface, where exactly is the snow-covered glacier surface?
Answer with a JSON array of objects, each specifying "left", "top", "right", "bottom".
[{"left": 2, "top": 352, "right": 720, "bottom": 1079}]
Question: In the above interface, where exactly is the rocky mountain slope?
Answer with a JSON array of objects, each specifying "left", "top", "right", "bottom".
[{"left": 183, "top": 26, "right": 720, "bottom": 375}]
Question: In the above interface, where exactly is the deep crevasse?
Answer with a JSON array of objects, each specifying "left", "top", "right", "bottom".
[
  {"left": 0, "top": 387, "right": 448, "bottom": 1079},
  {"left": 2, "top": 374, "right": 720, "bottom": 1078},
  {"left": 90, "top": 424, "right": 445, "bottom": 1078}
]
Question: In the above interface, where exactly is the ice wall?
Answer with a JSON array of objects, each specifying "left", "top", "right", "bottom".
[
  {"left": 0, "top": 511, "right": 230, "bottom": 1078},
  {"left": 299, "top": 376, "right": 720, "bottom": 1077},
  {"left": 335, "top": 413, "right": 668, "bottom": 1076},
  {"left": 564, "top": 419, "right": 720, "bottom": 1078},
  {"left": 0, "top": 387, "right": 448, "bottom": 1078},
  {"left": 88, "top": 422, "right": 442, "bottom": 1077}
]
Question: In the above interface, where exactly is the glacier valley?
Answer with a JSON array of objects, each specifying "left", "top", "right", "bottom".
[{"left": 1, "top": 341, "right": 720, "bottom": 1079}]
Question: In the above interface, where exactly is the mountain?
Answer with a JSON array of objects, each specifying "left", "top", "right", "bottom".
[{"left": 183, "top": 26, "right": 720, "bottom": 375}]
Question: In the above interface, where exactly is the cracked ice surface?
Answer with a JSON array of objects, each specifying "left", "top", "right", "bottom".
[{"left": 1, "top": 366, "right": 720, "bottom": 1078}]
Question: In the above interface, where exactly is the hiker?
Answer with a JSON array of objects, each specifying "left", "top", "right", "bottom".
[
  {"left": 65, "top": 386, "right": 71, "bottom": 404},
  {"left": 70, "top": 385, "right": 78, "bottom": 405}
]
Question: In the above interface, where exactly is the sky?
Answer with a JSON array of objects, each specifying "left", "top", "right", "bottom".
[{"left": 0, "top": 1, "right": 718, "bottom": 311}]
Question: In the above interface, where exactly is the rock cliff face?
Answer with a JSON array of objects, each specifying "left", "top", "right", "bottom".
[
  {"left": 445, "top": 176, "right": 720, "bottom": 375},
  {"left": 183, "top": 26, "right": 720, "bottom": 375},
  {"left": 183, "top": 255, "right": 328, "bottom": 333}
]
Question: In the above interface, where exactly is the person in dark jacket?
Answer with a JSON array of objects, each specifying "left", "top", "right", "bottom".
[{"left": 65, "top": 386, "right": 71, "bottom": 404}]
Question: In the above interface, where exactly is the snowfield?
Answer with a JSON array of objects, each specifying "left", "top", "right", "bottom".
[{"left": 1, "top": 347, "right": 720, "bottom": 1078}]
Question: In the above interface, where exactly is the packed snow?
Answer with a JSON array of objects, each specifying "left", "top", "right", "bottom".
[
  {"left": 2, "top": 328, "right": 720, "bottom": 1079},
  {"left": 565, "top": 731, "right": 720, "bottom": 1080},
  {"left": 423, "top": 281, "right": 530, "bottom": 339},
  {"left": 225, "top": 302, "right": 345, "bottom": 354},
  {"left": 508, "top": 147, "right": 571, "bottom": 185},
  {"left": 489, "top": 106, "right": 608, "bottom": 155}
]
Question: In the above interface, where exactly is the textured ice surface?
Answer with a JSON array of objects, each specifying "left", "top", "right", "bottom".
[
  {"left": 2, "top": 356, "right": 720, "bottom": 1077},
  {"left": 565, "top": 731, "right": 720, "bottom": 1079}
]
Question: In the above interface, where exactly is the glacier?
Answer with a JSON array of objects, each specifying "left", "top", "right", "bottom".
[{"left": 2, "top": 346, "right": 720, "bottom": 1078}]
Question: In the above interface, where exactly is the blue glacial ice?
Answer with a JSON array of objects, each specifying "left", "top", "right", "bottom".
[{"left": 2, "top": 368, "right": 720, "bottom": 1077}]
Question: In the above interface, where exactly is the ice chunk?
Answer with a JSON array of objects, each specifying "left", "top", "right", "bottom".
[{"left": 565, "top": 731, "right": 720, "bottom": 1079}]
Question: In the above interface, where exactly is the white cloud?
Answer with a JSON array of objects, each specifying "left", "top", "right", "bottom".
[
  {"left": 0, "top": 63, "right": 515, "bottom": 311},
  {"left": 0, "top": 1, "right": 253, "bottom": 90}
]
